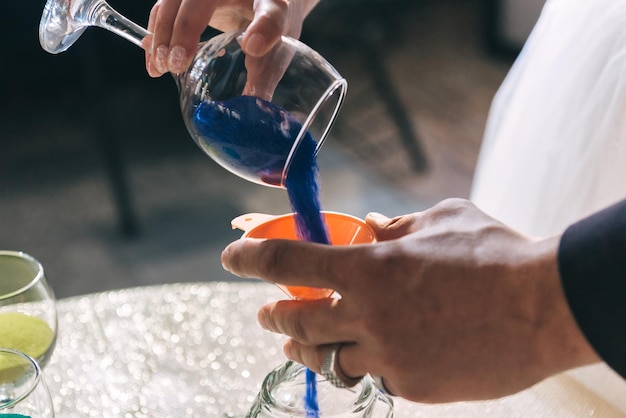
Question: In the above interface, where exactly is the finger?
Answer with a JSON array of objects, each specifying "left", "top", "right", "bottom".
[
  {"left": 242, "top": 47, "right": 287, "bottom": 100},
  {"left": 284, "top": 341, "right": 368, "bottom": 381},
  {"left": 144, "top": 2, "right": 161, "bottom": 77},
  {"left": 241, "top": 0, "right": 289, "bottom": 57},
  {"left": 258, "top": 298, "right": 359, "bottom": 345},
  {"left": 208, "top": 5, "right": 253, "bottom": 32},
  {"left": 221, "top": 238, "right": 369, "bottom": 293},
  {"left": 168, "top": 0, "right": 219, "bottom": 73},
  {"left": 150, "top": 0, "right": 183, "bottom": 74}
]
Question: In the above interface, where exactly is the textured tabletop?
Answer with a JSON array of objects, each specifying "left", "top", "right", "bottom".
[{"left": 46, "top": 282, "right": 625, "bottom": 417}]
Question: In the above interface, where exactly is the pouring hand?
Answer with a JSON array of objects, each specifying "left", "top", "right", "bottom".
[{"left": 144, "top": 0, "right": 319, "bottom": 78}]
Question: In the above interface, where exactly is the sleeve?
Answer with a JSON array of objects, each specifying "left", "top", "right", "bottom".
[{"left": 558, "top": 198, "right": 626, "bottom": 379}]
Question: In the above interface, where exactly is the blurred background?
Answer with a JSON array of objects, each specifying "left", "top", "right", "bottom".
[{"left": 0, "top": 0, "right": 542, "bottom": 298}]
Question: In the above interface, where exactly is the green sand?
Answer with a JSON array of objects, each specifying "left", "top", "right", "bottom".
[
  {"left": 0, "top": 312, "right": 54, "bottom": 362},
  {"left": 0, "top": 312, "right": 53, "bottom": 385}
]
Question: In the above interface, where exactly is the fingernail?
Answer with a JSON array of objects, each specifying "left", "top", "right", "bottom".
[
  {"left": 168, "top": 45, "right": 188, "bottom": 73},
  {"left": 142, "top": 37, "right": 153, "bottom": 54},
  {"left": 368, "top": 212, "right": 387, "bottom": 219},
  {"left": 283, "top": 342, "right": 293, "bottom": 359},
  {"left": 244, "top": 33, "right": 266, "bottom": 56},
  {"left": 146, "top": 60, "right": 157, "bottom": 78},
  {"left": 155, "top": 45, "right": 168, "bottom": 73},
  {"left": 221, "top": 248, "right": 231, "bottom": 272},
  {"left": 257, "top": 309, "right": 271, "bottom": 331}
]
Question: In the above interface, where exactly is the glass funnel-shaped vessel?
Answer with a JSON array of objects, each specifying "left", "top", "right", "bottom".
[{"left": 39, "top": 0, "right": 347, "bottom": 187}]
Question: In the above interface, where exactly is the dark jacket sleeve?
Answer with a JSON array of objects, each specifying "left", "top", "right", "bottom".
[{"left": 558, "top": 198, "right": 626, "bottom": 379}]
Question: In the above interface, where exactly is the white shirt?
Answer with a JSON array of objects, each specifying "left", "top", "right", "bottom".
[{"left": 471, "top": 0, "right": 626, "bottom": 237}]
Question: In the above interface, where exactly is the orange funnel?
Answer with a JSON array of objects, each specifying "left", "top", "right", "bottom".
[{"left": 231, "top": 211, "right": 376, "bottom": 299}]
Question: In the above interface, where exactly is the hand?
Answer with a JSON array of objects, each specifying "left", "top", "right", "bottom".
[
  {"left": 143, "top": 0, "right": 319, "bottom": 78},
  {"left": 221, "top": 198, "right": 600, "bottom": 403}
]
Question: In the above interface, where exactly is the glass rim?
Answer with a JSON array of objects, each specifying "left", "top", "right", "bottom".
[
  {"left": 280, "top": 77, "right": 348, "bottom": 187},
  {"left": 0, "top": 348, "right": 42, "bottom": 410},
  {"left": 257, "top": 361, "right": 384, "bottom": 413},
  {"left": 240, "top": 211, "right": 373, "bottom": 238},
  {"left": 0, "top": 251, "right": 45, "bottom": 301}
]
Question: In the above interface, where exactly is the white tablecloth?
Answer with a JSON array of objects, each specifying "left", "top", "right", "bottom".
[{"left": 46, "top": 282, "right": 626, "bottom": 417}]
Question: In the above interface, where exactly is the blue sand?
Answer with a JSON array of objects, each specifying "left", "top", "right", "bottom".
[
  {"left": 288, "top": 133, "right": 327, "bottom": 417},
  {"left": 287, "top": 129, "right": 329, "bottom": 418},
  {"left": 305, "top": 367, "right": 320, "bottom": 417},
  {"left": 193, "top": 95, "right": 303, "bottom": 186},
  {"left": 285, "top": 131, "right": 331, "bottom": 246}
]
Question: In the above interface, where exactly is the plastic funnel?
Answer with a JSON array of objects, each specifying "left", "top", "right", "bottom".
[{"left": 231, "top": 211, "right": 376, "bottom": 299}]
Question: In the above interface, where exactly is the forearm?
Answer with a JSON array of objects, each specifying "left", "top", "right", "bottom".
[{"left": 558, "top": 198, "right": 626, "bottom": 379}]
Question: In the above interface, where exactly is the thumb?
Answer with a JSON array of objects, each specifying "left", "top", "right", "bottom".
[{"left": 242, "top": 0, "right": 288, "bottom": 57}]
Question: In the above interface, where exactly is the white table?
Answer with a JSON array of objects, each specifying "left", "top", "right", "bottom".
[{"left": 46, "top": 282, "right": 626, "bottom": 417}]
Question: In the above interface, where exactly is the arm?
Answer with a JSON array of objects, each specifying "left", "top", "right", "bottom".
[
  {"left": 221, "top": 198, "right": 600, "bottom": 403},
  {"left": 558, "top": 198, "right": 626, "bottom": 380}
]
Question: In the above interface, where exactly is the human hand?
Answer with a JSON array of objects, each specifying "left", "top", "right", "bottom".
[
  {"left": 143, "top": 0, "right": 318, "bottom": 78},
  {"left": 221, "top": 198, "right": 600, "bottom": 403}
]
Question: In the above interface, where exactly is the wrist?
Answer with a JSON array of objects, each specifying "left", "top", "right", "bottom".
[{"left": 529, "top": 235, "right": 600, "bottom": 376}]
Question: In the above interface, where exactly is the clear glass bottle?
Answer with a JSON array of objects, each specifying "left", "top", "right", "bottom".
[{"left": 246, "top": 361, "right": 394, "bottom": 417}]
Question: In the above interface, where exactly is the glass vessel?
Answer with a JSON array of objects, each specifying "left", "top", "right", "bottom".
[
  {"left": 39, "top": 0, "right": 347, "bottom": 187},
  {"left": 0, "top": 348, "right": 55, "bottom": 417},
  {"left": 247, "top": 361, "right": 393, "bottom": 417},
  {"left": 0, "top": 251, "right": 57, "bottom": 370}
]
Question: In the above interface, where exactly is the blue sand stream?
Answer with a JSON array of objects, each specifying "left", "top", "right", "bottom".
[{"left": 194, "top": 95, "right": 330, "bottom": 416}]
